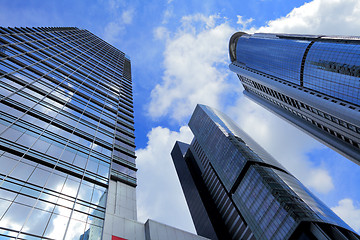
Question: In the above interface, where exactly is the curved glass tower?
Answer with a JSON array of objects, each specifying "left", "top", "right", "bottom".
[
  {"left": 229, "top": 33, "right": 360, "bottom": 164},
  {"left": 172, "top": 104, "right": 360, "bottom": 240}
]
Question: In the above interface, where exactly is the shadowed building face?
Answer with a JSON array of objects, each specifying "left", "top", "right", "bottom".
[{"left": 172, "top": 104, "right": 360, "bottom": 240}]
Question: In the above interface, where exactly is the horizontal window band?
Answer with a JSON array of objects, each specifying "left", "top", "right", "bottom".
[
  {"left": 34, "top": 38, "right": 125, "bottom": 83},
  {"left": 0, "top": 80, "right": 135, "bottom": 141},
  {"left": 0, "top": 175, "right": 106, "bottom": 218},
  {"left": 0, "top": 170, "right": 106, "bottom": 211},
  {"left": 0, "top": 99, "right": 115, "bottom": 154},
  {"left": 0, "top": 90, "right": 119, "bottom": 144},
  {"left": 2, "top": 32, "right": 125, "bottom": 103},
  {"left": 0, "top": 113, "right": 113, "bottom": 166},
  {"left": 244, "top": 81, "right": 360, "bottom": 141},
  {"left": 112, "top": 157, "right": 137, "bottom": 171},
  {"left": 0, "top": 26, "right": 79, "bottom": 35},
  {"left": 0, "top": 138, "right": 109, "bottom": 188},
  {"left": 2, "top": 52, "right": 126, "bottom": 113},
  {"left": 1, "top": 39, "right": 134, "bottom": 120},
  {"left": 237, "top": 64, "right": 360, "bottom": 110},
  {"left": 112, "top": 155, "right": 136, "bottom": 168},
  {"left": 0, "top": 85, "right": 134, "bottom": 138},
  {"left": 115, "top": 134, "right": 135, "bottom": 146},
  {"left": 115, "top": 125, "right": 135, "bottom": 139},
  {"left": 110, "top": 135, "right": 137, "bottom": 150},
  {"left": 0, "top": 69, "right": 134, "bottom": 128},
  {"left": 0, "top": 226, "right": 54, "bottom": 240},
  {"left": 113, "top": 144, "right": 136, "bottom": 158},
  {"left": 241, "top": 74, "right": 359, "bottom": 132},
  {"left": 110, "top": 170, "right": 136, "bottom": 187},
  {"left": 4, "top": 70, "right": 133, "bottom": 123}
]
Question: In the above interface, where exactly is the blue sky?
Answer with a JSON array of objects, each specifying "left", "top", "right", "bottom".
[{"left": 2, "top": 0, "right": 360, "bottom": 235}]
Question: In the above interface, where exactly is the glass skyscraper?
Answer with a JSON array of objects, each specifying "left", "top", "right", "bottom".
[
  {"left": 229, "top": 32, "right": 360, "bottom": 164},
  {"left": 172, "top": 104, "right": 360, "bottom": 240},
  {"left": 0, "top": 26, "right": 213, "bottom": 240},
  {"left": 0, "top": 26, "right": 136, "bottom": 239}
]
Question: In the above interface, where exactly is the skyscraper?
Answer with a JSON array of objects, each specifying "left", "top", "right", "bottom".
[
  {"left": 229, "top": 32, "right": 360, "bottom": 164},
  {"left": 0, "top": 27, "right": 209, "bottom": 240},
  {"left": 0, "top": 26, "right": 137, "bottom": 239},
  {"left": 172, "top": 104, "right": 360, "bottom": 240}
]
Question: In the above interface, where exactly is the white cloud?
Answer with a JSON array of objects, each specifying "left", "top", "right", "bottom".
[
  {"left": 103, "top": 1, "right": 135, "bottom": 44},
  {"left": 149, "top": 14, "right": 235, "bottom": 121},
  {"left": 236, "top": 15, "right": 254, "bottom": 30},
  {"left": 248, "top": 0, "right": 360, "bottom": 35},
  {"left": 181, "top": 14, "right": 220, "bottom": 29},
  {"left": 136, "top": 126, "right": 195, "bottom": 233},
  {"left": 306, "top": 168, "right": 334, "bottom": 194},
  {"left": 154, "top": 26, "right": 169, "bottom": 40},
  {"left": 104, "top": 21, "right": 124, "bottom": 44},
  {"left": 107, "top": 0, "right": 124, "bottom": 11},
  {"left": 162, "top": 7, "right": 174, "bottom": 24},
  {"left": 332, "top": 198, "right": 360, "bottom": 232},
  {"left": 121, "top": 9, "right": 134, "bottom": 25}
]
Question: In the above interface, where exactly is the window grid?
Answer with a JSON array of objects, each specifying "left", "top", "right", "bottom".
[{"left": 0, "top": 27, "right": 136, "bottom": 239}]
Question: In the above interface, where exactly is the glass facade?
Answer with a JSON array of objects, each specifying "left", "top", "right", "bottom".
[
  {"left": 304, "top": 41, "right": 360, "bottom": 105},
  {"left": 230, "top": 32, "right": 360, "bottom": 164},
  {"left": 0, "top": 27, "right": 136, "bottom": 239},
  {"left": 235, "top": 33, "right": 360, "bottom": 105},
  {"left": 236, "top": 35, "right": 309, "bottom": 85},
  {"left": 172, "top": 104, "right": 360, "bottom": 240}
]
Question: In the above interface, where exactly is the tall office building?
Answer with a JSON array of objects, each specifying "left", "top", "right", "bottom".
[
  {"left": 229, "top": 32, "right": 360, "bottom": 164},
  {"left": 0, "top": 26, "right": 136, "bottom": 239},
  {"left": 0, "top": 27, "right": 209, "bottom": 240},
  {"left": 172, "top": 104, "right": 360, "bottom": 240}
]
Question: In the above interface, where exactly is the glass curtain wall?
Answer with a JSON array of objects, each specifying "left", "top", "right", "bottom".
[{"left": 0, "top": 27, "right": 136, "bottom": 239}]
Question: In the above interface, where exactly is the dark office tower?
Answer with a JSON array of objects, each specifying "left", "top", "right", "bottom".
[
  {"left": 171, "top": 104, "right": 360, "bottom": 240},
  {"left": 229, "top": 32, "right": 360, "bottom": 164},
  {"left": 0, "top": 27, "right": 136, "bottom": 239}
]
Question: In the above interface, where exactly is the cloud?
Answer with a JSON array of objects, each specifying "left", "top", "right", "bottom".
[
  {"left": 103, "top": 21, "right": 124, "bottom": 44},
  {"left": 107, "top": 0, "right": 123, "bottom": 11},
  {"left": 148, "top": 14, "right": 235, "bottom": 122},
  {"left": 236, "top": 15, "right": 254, "bottom": 30},
  {"left": 154, "top": 26, "right": 169, "bottom": 40},
  {"left": 306, "top": 168, "right": 334, "bottom": 194},
  {"left": 332, "top": 198, "right": 360, "bottom": 232},
  {"left": 121, "top": 9, "right": 134, "bottom": 24},
  {"left": 248, "top": 0, "right": 360, "bottom": 35},
  {"left": 162, "top": 7, "right": 174, "bottom": 24},
  {"left": 136, "top": 126, "right": 195, "bottom": 232},
  {"left": 227, "top": 95, "right": 333, "bottom": 194},
  {"left": 103, "top": 0, "right": 135, "bottom": 44}
]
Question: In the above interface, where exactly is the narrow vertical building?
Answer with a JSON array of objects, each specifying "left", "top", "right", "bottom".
[
  {"left": 172, "top": 104, "right": 360, "bottom": 240},
  {"left": 229, "top": 32, "right": 360, "bottom": 164}
]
